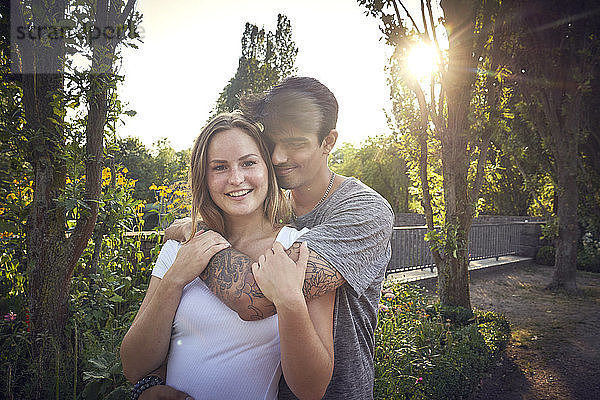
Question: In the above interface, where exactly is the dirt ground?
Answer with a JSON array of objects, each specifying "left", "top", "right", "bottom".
[{"left": 460, "top": 264, "right": 600, "bottom": 400}]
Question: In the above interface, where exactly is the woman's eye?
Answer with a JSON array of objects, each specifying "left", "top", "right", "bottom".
[
  {"left": 213, "top": 165, "right": 226, "bottom": 171},
  {"left": 242, "top": 160, "right": 257, "bottom": 167}
]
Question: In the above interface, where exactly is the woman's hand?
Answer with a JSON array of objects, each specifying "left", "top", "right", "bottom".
[
  {"left": 162, "top": 230, "right": 230, "bottom": 289},
  {"left": 252, "top": 241, "right": 309, "bottom": 308}
]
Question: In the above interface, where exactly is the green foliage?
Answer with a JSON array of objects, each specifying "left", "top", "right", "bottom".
[
  {"left": 80, "top": 351, "right": 129, "bottom": 400},
  {"left": 540, "top": 216, "right": 559, "bottom": 243},
  {"left": 577, "top": 233, "right": 600, "bottom": 273},
  {"left": 69, "top": 236, "right": 155, "bottom": 399},
  {"left": 0, "top": 144, "right": 165, "bottom": 398},
  {"left": 0, "top": 310, "right": 32, "bottom": 397},
  {"left": 495, "top": 101, "right": 555, "bottom": 217},
  {"left": 477, "top": 143, "right": 531, "bottom": 215},
  {"left": 214, "top": 14, "right": 298, "bottom": 114},
  {"left": 424, "top": 221, "right": 466, "bottom": 260},
  {"left": 330, "top": 136, "right": 412, "bottom": 213},
  {"left": 111, "top": 137, "right": 190, "bottom": 203},
  {"left": 476, "top": 311, "right": 511, "bottom": 355},
  {"left": 374, "top": 282, "right": 510, "bottom": 399},
  {"left": 536, "top": 246, "right": 556, "bottom": 266}
]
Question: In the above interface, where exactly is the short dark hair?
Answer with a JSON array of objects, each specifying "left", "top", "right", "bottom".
[{"left": 241, "top": 76, "right": 338, "bottom": 142}]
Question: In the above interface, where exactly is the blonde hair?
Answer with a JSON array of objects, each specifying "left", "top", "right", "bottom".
[{"left": 188, "top": 112, "right": 291, "bottom": 239}]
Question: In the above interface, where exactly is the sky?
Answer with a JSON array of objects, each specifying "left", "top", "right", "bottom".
[{"left": 118, "top": 0, "right": 416, "bottom": 151}]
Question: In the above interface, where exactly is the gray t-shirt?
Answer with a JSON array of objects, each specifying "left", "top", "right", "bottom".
[{"left": 278, "top": 177, "right": 394, "bottom": 400}]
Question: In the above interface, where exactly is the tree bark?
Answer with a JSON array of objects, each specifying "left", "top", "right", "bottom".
[
  {"left": 437, "top": 0, "right": 477, "bottom": 309},
  {"left": 546, "top": 128, "right": 580, "bottom": 293}
]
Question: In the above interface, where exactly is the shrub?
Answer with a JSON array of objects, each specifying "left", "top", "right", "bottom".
[
  {"left": 577, "top": 232, "right": 600, "bottom": 273},
  {"left": 374, "top": 281, "right": 510, "bottom": 400},
  {"left": 536, "top": 245, "right": 555, "bottom": 266}
]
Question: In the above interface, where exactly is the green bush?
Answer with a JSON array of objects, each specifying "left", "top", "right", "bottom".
[
  {"left": 536, "top": 245, "right": 555, "bottom": 266},
  {"left": 577, "top": 232, "right": 600, "bottom": 273},
  {"left": 0, "top": 165, "right": 164, "bottom": 399},
  {"left": 374, "top": 281, "right": 510, "bottom": 400}
]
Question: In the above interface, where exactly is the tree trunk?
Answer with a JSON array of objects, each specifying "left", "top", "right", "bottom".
[
  {"left": 437, "top": 242, "right": 471, "bottom": 307},
  {"left": 546, "top": 131, "right": 579, "bottom": 293},
  {"left": 437, "top": 0, "right": 476, "bottom": 310}
]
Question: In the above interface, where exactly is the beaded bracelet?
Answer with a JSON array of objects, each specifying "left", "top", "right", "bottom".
[{"left": 130, "top": 375, "right": 165, "bottom": 400}]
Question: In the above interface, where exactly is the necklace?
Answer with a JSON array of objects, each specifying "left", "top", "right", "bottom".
[{"left": 291, "top": 171, "right": 335, "bottom": 218}]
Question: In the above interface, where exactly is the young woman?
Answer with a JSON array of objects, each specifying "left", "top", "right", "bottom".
[{"left": 120, "top": 112, "right": 335, "bottom": 400}]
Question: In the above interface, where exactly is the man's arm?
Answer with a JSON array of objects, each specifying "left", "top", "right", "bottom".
[{"left": 201, "top": 243, "right": 344, "bottom": 321}]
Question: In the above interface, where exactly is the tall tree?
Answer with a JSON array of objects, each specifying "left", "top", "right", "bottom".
[
  {"left": 359, "top": 0, "right": 511, "bottom": 308},
  {"left": 503, "top": 0, "right": 600, "bottom": 293},
  {"left": 214, "top": 14, "right": 298, "bottom": 113},
  {"left": 10, "top": 0, "right": 139, "bottom": 394}
]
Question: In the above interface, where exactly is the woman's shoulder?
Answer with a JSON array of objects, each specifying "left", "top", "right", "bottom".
[
  {"left": 275, "top": 226, "right": 310, "bottom": 249},
  {"left": 152, "top": 240, "right": 182, "bottom": 279}
]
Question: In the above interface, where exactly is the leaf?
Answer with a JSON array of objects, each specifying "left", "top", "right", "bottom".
[
  {"left": 108, "top": 294, "right": 124, "bottom": 302},
  {"left": 83, "top": 370, "right": 109, "bottom": 380}
]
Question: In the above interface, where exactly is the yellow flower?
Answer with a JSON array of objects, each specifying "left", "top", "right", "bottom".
[
  {"left": 141, "top": 267, "right": 146, "bottom": 271},
  {"left": 6, "top": 193, "right": 16, "bottom": 201},
  {"left": 122, "top": 167, "right": 129, "bottom": 174},
  {"left": 137, "top": 212, "right": 144, "bottom": 218},
  {"left": 66, "top": 177, "right": 72, "bottom": 184},
  {"left": 102, "top": 167, "right": 111, "bottom": 179}
]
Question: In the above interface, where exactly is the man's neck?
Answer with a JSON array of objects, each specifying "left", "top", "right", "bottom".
[{"left": 291, "top": 168, "right": 338, "bottom": 216}]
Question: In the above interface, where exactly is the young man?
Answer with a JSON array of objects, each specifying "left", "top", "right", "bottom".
[{"left": 164, "top": 77, "right": 393, "bottom": 399}]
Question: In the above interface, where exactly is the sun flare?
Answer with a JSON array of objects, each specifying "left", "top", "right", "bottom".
[{"left": 406, "top": 43, "right": 439, "bottom": 79}]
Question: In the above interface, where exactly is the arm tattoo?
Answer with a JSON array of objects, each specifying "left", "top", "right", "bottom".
[
  {"left": 202, "top": 244, "right": 345, "bottom": 320},
  {"left": 285, "top": 243, "right": 345, "bottom": 300},
  {"left": 200, "top": 247, "right": 276, "bottom": 320},
  {"left": 303, "top": 254, "right": 345, "bottom": 300}
]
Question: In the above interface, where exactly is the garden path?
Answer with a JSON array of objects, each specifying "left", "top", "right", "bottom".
[{"left": 467, "top": 264, "right": 600, "bottom": 400}]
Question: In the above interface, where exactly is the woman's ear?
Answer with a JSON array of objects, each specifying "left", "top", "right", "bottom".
[{"left": 321, "top": 129, "right": 338, "bottom": 155}]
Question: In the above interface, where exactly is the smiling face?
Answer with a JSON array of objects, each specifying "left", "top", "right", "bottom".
[
  {"left": 267, "top": 128, "right": 328, "bottom": 190},
  {"left": 255, "top": 86, "right": 337, "bottom": 191},
  {"left": 206, "top": 128, "right": 269, "bottom": 219}
]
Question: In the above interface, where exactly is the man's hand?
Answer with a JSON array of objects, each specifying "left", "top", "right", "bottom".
[
  {"left": 162, "top": 230, "right": 230, "bottom": 289},
  {"left": 252, "top": 242, "right": 309, "bottom": 307},
  {"left": 163, "top": 217, "right": 194, "bottom": 243},
  {"left": 138, "top": 384, "right": 193, "bottom": 400}
]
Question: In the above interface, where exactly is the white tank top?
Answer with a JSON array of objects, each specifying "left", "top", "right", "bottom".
[{"left": 151, "top": 226, "right": 309, "bottom": 400}]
